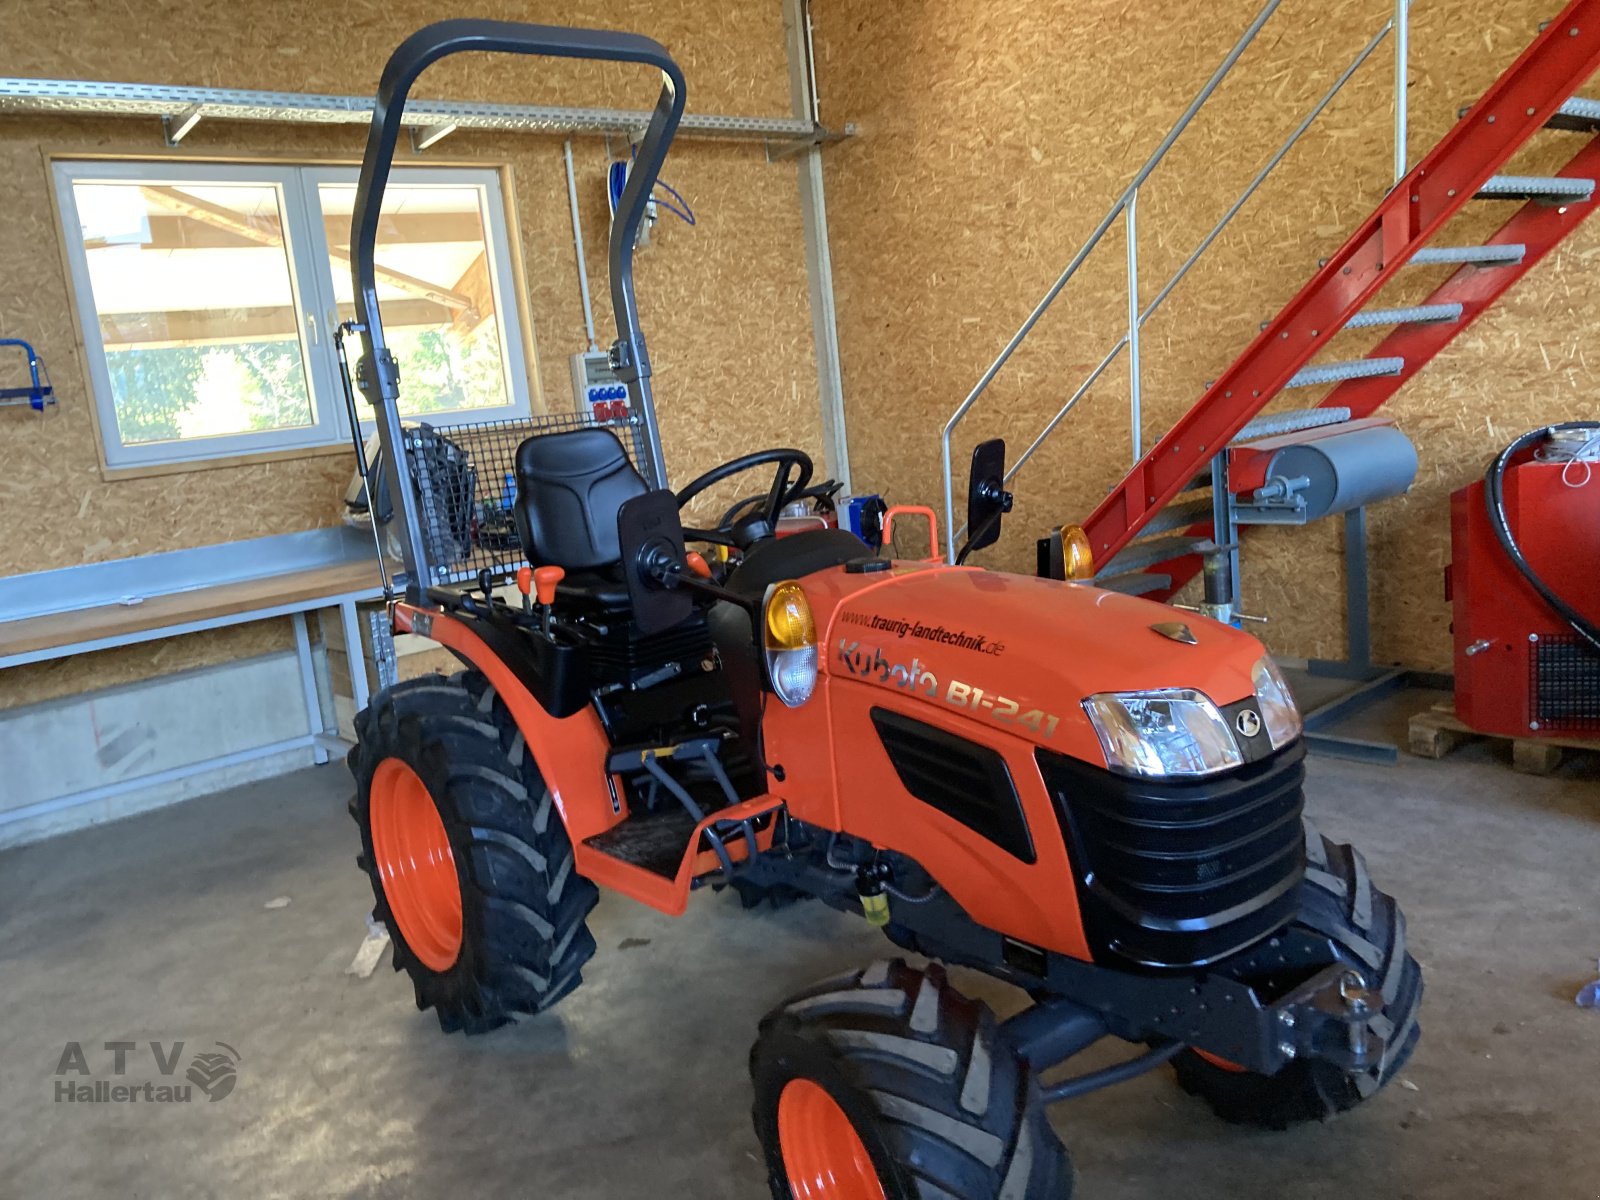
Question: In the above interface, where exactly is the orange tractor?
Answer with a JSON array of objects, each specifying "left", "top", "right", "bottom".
[{"left": 344, "top": 22, "right": 1421, "bottom": 1199}]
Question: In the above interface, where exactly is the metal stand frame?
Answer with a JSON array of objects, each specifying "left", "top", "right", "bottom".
[
  {"left": 1300, "top": 506, "right": 1451, "bottom": 763},
  {"left": 0, "top": 590, "right": 376, "bottom": 836}
]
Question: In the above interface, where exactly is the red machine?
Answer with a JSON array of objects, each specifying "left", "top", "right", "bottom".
[{"left": 1449, "top": 427, "right": 1600, "bottom": 739}]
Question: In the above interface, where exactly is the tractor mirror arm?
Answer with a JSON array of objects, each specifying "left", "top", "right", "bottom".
[
  {"left": 955, "top": 499, "right": 1009, "bottom": 566},
  {"left": 956, "top": 438, "right": 1012, "bottom": 565},
  {"left": 350, "top": 19, "right": 686, "bottom": 601}
]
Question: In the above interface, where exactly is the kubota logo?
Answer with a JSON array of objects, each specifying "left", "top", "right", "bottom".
[
  {"left": 1236, "top": 710, "right": 1262, "bottom": 738},
  {"left": 836, "top": 639, "right": 938, "bottom": 695}
]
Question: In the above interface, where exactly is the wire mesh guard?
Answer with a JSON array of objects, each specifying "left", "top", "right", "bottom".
[
  {"left": 401, "top": 409, "right": 648, "bottom": 587},
  {"left": 1532, "top": 636, "right": 1600, "bottom": 734}
]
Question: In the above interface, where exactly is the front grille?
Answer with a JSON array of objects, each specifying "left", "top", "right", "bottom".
[
  {"left": 1038, "top": 742, "right": 1306, "bottom": 969},
  {"left": 872, "top": 708, "right": 1034, "bottom": 862},
  {"left": 1532, "top": 636, "right": 1600, "bottom": 733}
]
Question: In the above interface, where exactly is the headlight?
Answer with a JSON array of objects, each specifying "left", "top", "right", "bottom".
[
  {"left": 1251, "top": 655, "right": 1302, "bottom": 749},
  {"left": 763, "top": 580, "right": 817, "bottom": 707},
  {"left": 1082, "top": 689, "right": 1243, "bottom": 778}
]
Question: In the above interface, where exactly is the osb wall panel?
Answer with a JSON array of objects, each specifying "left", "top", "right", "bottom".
[
  {"left": 0, "top": 0, "right": 821, "bottom": 699},
  {"left": 813, "top": 0, "right": 1597, "bottom": 670}
]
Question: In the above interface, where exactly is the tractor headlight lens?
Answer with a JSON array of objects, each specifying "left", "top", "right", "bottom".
[
  {"left": 1251, "top": 655, "right": 1302, "bottom": 749},
  {"left": 764, "top": 580, "right": 817, "bottom": 707},
  {"left": 1082, "top": 689, "right": 1243, "bottom": 778}
]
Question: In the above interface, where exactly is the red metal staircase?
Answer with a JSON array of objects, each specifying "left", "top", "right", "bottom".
[{"left": 1080, "top": 0, "right": 1600, "bottom": 594}]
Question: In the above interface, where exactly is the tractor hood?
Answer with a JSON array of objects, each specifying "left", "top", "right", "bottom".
[{"left": 821, "top": 565, "right": 1267, "bottom": 748}]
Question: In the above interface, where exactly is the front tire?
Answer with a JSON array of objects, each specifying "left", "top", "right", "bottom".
[
  {"left": 349, "top": 671, "right": 599, "bottom": 1034},
  {"left": 1172, "top": 820, "right": 1422, "bottom": 1129},
  {"left": 751, "top": 959, "right": 1071, "bottom": 1200}
]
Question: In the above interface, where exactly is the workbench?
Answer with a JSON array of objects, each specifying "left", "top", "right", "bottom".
[{"left": 0, "top": 552, "right": 387, "bottom": 835}]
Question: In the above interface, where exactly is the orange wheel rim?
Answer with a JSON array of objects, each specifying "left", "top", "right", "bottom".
[
  {"left": 777, "top": 1078, "right": 887, "bottom": 1200},
  {"left": 369, "top": 758, "right": 462, "bottom": 973},
  {"left": 1193, "top": 1048, "right": 1249, "bottom": 1073}
]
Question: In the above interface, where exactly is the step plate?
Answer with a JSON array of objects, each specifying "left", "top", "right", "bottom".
[
  {"left": 1547, "top": 95, "right": 1600, "bottom": 133},
  {"left": 1094, "top": 572, "right": 1173, "bottom": 597},
  {"left": 1233, "top": 406, "right": 1352, "bottom": 441},
  {"left": 585, "top": 810, "right": 699, "bottom": 879},
  {"left": 1285, "top": 358, "right": 1405, "bottom": 389},
  {"left": 1410, "top": 244, "right": 1527, "bottom": 266},
  {"left": 1096, "top": 535, "right": 1216, "bottom": 579},
  {"left": 1343, "top": 302, "right": 1464, "bottom": 329},
  {"left": 1140, "top": 498, "right": 1215, "bottom": 537},
  {"left": 1475, "top": 174, "right": 1595, "bottom": 201}
]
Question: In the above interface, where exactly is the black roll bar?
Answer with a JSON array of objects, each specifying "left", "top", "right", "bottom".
[{"left": 349, "top": 19, "right": 686, "bottom": 600}]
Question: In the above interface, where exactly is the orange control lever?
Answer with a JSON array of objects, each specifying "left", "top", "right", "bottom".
[
  {"left": 684, "top": 551, "right": 712, "bottom": 579},
  {"left": 515, "top": 566, "right": 533, "bottom": 596},
  {"left": 533, "top": 565, "right": 565, "bottom": 606}
]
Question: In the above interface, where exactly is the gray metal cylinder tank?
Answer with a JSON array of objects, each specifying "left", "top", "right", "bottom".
[{"left": 1252, "top": 424, "right": 1418, "bottom": 520}]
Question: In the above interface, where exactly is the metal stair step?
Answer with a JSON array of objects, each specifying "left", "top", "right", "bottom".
[
  {"left": 1545, "top": 96, "right": 1600, "bottom": 132},
  {"left": 1233, "top": 406, "right": 1351, "bottom": 442},
  {"left": 1140, "top": 497, "right": 1215, "bottom": 537},
  {"left": 1095, "top": 572, "right": 1173, "bottom": 597},
  {"left": 1410, "top": 243, "right": 1525, "bottom": 266},
  {"left": 1458, "top": 96, "right": 1600, "bottom": 132},
  {"left": 1343, "top": 302, "right": 1464, "bottom": 329},
  {"left": 1475, "top": 174, "right": 1595, "bottom": 201},
  {"left": 1285, "top": 358, "right": 1404, "bottom": 389},
  {"left": 1096, "top": 535, "right": 1216, "bottom": 579}
]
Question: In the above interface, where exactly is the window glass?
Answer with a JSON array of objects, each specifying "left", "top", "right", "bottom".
[
  {"left": 71, "top": 180, "right": 314, "bottom": 445},
  {"left": 55, "top": 162, "right": 532, "bottom": 468},
  {"left": 318, "top": 182, "right": 511, "bottom": 419}
]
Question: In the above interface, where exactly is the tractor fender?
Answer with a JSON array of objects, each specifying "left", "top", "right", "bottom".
[{"left": 392, "top": 602, "right": 624, "bottom": 847}]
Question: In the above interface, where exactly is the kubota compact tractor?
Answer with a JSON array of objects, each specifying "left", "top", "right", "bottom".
[{"left": 343, "top": 22, "right": 1421, "bottom": 1199}]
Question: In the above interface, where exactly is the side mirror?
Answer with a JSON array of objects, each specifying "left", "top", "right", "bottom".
[
  {"left": 958, "top": 438, "right": 1013, "bottom": 564},
  {"left": 617, "top": 490, "right": 695, "bottom": 635}
]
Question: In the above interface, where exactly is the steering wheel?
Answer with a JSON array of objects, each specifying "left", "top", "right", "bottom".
[{"left": 674, "top": 448, "right": 813, "bottom": 548}]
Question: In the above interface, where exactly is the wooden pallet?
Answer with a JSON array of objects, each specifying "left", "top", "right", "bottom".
[{"left": 1407, "top": 702, "right": 1598, "bottom": 774}]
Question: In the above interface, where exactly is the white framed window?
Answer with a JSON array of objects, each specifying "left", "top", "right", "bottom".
[{"left": 53, "top": 160, "right": 533, "bottom": 469}]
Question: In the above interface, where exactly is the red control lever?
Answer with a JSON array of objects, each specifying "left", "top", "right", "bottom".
[
  {"left": 533, "top": 565, "right": 565, "bottom": 606},
  {"left": 684, "top": 551, "right": 712, "bottom": 579},
  {"left": 515, "top": 566, "right": 533, "bottom": 596}
]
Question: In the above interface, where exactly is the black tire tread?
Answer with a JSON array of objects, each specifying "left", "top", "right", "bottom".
[
  {"left": 751, "top": 959, "right": 1072, "bottom": 1200},
  {"left": 1172, "top": 819, "right": 1423, "bottom": 1129},
  {"left": 349, "top": 671, "right": 599, "bottom": 1035}
]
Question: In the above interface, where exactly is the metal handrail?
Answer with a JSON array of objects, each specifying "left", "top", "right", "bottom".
[
  {"left": 941, "top": 2, "right": 1407, "bottom": 558},
  {"left": 1394, "top": 0, "right": 1411, "bottom": 182}
]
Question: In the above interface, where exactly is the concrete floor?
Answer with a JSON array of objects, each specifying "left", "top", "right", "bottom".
[{"left": 2, "top": 692, "right": 1598, "bottom": 1200}]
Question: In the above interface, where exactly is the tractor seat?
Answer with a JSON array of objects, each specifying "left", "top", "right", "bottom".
[{"left": 513, "top": 427, "right": 646, "bottom": 609}]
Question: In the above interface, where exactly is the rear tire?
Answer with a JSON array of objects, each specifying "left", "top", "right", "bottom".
[
  {"left": 349, "top": 671, "right": 599, "bottom": 1034},
  {"left": 1172, "top": 820, "right": 1422, "bottom": 1129},
  {"left": 750, "top": 959, "right": 1071, "bottom": 1200}
]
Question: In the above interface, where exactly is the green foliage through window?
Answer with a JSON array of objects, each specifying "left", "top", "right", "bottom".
[{"left": 105, "top": 340, "right": 312, "bottom": 445}]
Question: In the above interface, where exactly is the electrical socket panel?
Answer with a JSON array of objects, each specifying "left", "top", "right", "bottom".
[{"left": 570, "top": 349, "right": 631, "bottom": 422}]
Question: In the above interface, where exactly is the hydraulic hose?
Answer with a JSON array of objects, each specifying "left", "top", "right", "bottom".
[{"left": 1484, "top": 423, "right": 1600, "bottom": 653}]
